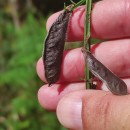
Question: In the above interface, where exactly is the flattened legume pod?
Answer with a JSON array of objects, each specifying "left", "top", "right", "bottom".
[
  {"left": 43, "top": 9, "right": 71, "bottom": 86},
  {"left": 82, "top": 47, "right": 128, "bottom": 95}
]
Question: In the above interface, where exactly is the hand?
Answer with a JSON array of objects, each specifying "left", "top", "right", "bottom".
[{"left": 36, "top": 0, "right": 130, "bottom": 130}]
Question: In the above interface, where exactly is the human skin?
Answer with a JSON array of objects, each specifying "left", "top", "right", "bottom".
[{"left": 36, "top": 0, "right": 130, "bottom": 130}]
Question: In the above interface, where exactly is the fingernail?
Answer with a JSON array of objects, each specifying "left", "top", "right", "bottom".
[{"left": 57, "top": 95, "right": 82, "bottom": 130}]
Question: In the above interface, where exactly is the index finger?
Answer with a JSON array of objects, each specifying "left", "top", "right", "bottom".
[
  {"left": 46, "top": 0, "right": 130, "bottom": 41},
  {"left": 37, "top": 40, "right": 130, "bottom": 83}
]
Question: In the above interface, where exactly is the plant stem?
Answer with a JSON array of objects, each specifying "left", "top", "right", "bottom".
[
  {"left": 69, "top": 0, "right": 92, "bottom": 89},
  {"left": 70, "top": 0, "right": 85, "bottom": 11},
  {"left": 84, "top": 0, "right": 92, "bottom": 89}
]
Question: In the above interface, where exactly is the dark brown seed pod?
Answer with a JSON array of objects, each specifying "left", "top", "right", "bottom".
[
  {"left": 82, "top": 47, "right": 128, "bottom": 95},
  {"left": 43, "top": 9, "right": 71, "bottom": 86}
]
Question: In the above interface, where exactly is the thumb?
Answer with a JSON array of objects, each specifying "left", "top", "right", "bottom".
[{"left": 57, "top": 90, "right": 130, "bottom": 130}]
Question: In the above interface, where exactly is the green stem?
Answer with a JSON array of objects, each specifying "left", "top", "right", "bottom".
[
  {"left": 70, "top": 0, "right": 85, "bottom": 11},
  {"left": 84, "top": 0, "right": 92, "bottom": 89},
  {"left": 69, "top": 0, "right": 92, "bottom": 89}
]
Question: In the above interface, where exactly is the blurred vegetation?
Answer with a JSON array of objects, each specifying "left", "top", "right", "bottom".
[
  {"left": 0, "top": 0, "right": 67, "bottom": 129},
  {"left": 0, "top": 0, "right": 99, "bottom": 129}
]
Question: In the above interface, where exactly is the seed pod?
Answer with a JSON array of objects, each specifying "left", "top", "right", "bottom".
[
  {"left": 82, "top": 47, "right": 128, "bottom": 95},
  {"left": 43, "top": 9, "right": 71, "bottom": 86}
]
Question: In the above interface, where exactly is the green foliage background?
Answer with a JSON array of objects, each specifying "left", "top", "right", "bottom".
[
  {"left": 0, "top": 0, "right": 68, "bottom": 129},
  {"left": 0, "top": 13, "right": 66, "bottom": 130}
]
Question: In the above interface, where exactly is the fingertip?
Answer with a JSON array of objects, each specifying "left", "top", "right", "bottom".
[
  {"left": 36, "top": 57, "right": 47, "bottom": 83},
  {"left": 46, "top": 11, "right": 62, "bottom": 31},
  {"left": 37, "top": 83, "right": 85, "bottom": 111},
  {"left": 38, "top": 84, "right": 59, "bottom": 111}
]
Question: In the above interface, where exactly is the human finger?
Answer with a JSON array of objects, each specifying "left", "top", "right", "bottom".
[
  {"left": 57, "top": 90, "right": 130, "bottom": 130},
  {"left": 36, "top": 40, "right": 130, "bottom": 83},
  {"left": 38, "top": 78, "right": 130, "bottom": 111},
  {"left": 46, "top": 0, "right": 130, "bottom": 41},
  {"left": 38, "top": 82, "right": 85, "bottom": 111}
]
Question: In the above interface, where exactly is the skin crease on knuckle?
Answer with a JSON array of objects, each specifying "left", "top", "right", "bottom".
[
  {"left": 108, "top": 0, "right": 130, "bottom": 36},
  {"left": 122, "top": 0, "right": 130, "bottom": 35}
]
